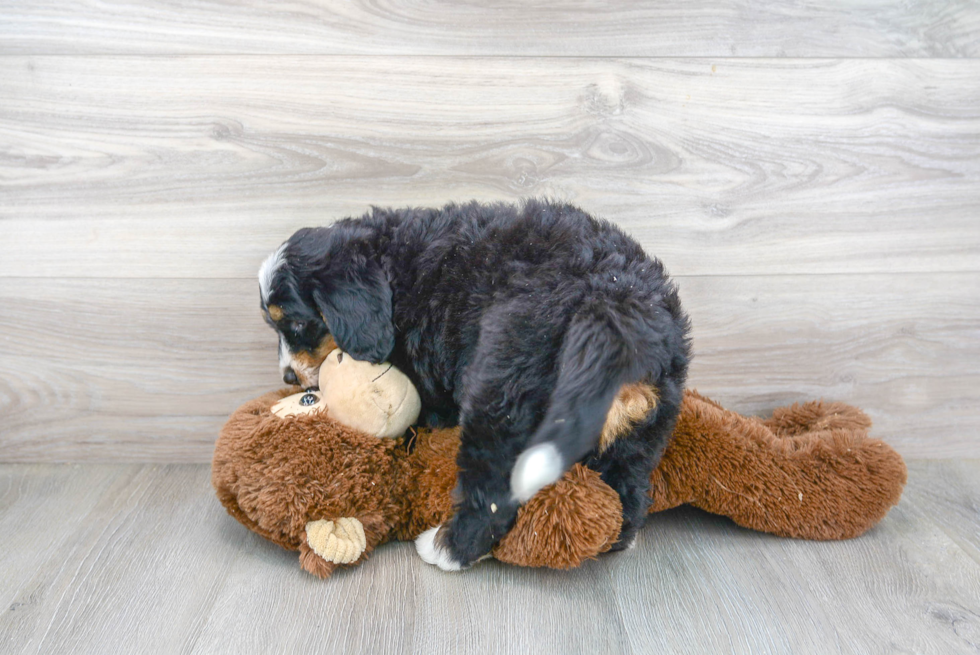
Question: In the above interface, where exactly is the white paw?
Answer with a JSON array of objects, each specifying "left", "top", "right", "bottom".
[
  {"left": 510, "top": 442, "right": 564, "bottom": 502},
  {"left": 414, "top": 526, "right": 463, "bottom": 572}
]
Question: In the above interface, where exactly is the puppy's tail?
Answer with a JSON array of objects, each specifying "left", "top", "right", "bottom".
[{"left": 510, "top": 304, "right": 655, "bottom": 503}]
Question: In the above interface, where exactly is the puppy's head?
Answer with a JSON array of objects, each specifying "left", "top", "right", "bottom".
[
  {"left": 258, "top": 226, "right": 395, "bottom": 387},
  {"left": 259, "top": 242, "right": 335, "bottom": 388}
]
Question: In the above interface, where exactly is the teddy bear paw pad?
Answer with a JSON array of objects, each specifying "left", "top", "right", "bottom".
[{"left": 306, "top": 518, "right": 367, "bottom": 564}]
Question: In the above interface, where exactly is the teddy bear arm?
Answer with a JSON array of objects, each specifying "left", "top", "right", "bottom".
[{"left": 299, "top": 513, "right": 391, "bottom": 578}]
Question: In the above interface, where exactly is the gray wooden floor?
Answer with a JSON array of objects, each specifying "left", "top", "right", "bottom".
[{"left": 1, "top": 461, "right": 979, "bottom": 655}]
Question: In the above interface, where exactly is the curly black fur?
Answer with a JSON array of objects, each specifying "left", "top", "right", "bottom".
[{"left": 260, "top": 199, "right": 691, "bottom": 567}]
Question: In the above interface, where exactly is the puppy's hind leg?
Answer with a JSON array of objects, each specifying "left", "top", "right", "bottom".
[{"left": 587, "top": 381, "right": 683, "bottom": 551}]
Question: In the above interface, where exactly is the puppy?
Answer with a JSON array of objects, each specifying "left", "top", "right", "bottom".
[{"left": 258, "top": 200, "right": 691, "bottom": 570}]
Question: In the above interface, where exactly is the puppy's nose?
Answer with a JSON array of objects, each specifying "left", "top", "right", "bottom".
[{"left": 283, "top": 368, "right": 299, "bottom": 385}]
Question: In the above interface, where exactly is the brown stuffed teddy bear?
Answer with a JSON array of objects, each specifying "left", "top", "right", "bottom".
[{"left": 212, "top": 351, "right": 907, "bottom": 578}]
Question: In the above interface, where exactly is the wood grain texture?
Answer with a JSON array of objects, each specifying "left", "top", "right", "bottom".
[
  {"left": 1, "top": 462, "right": 979, "bottom": 654},
  {"left": 1, "top": 273, "right": 976, "bottom": 462},
  {"left": 0, "top": 279, "right": 283, "bottom": 462},
  {"left": 1, "top": 0, "right": 979, "bottom": 57},
  {"left": 0, "top": 465, "right": 251, "bottom": 653},
  {"left": 0, "top": 463, "right": 130, "bottom": 642},
  {"left": 678, "top": 273, "right": 980, "bottom": 458},
  {"left": 1, "top": 57, "right": 978, "bottom": 278},
  {"left": 904, "top": 460, "right": 980, "bottom": 565}
]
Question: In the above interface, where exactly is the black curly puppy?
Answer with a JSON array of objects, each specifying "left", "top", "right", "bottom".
[{"left": 258, "top": 199, "right": 690, "bottom": 570}]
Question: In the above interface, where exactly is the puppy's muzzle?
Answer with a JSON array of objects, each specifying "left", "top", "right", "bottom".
[{"left": 280, "top": 335, "right": 337, "bottom": 389}]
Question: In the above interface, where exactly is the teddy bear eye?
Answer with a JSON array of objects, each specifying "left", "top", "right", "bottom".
[{"left": 299, "top": 393, "right": 318, "bottom": 406}]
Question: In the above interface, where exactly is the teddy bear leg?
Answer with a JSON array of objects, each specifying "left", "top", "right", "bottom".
[{"left": 762, "top": 401, "right": 872, "bottom": 436}]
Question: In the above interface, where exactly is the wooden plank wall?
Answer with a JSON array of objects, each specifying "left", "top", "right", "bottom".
[{"left": 1, "top": 2, "right": 978, "bottom": 461}]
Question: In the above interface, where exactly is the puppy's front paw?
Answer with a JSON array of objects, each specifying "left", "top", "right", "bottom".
[{"left": 415, "top": 525, "right": 465, "bottom": 572}]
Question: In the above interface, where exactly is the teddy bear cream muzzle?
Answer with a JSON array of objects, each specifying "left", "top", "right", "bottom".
[{"left": 271, "top": 391, "right": 328, "bottom": 418}]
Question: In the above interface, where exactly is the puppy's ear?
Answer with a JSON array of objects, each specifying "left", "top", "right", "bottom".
[{"left": 313, "top": 258, "right": 395, "bottom": 364}]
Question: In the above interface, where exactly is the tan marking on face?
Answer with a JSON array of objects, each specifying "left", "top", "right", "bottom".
[
  {"left": 268, "top": 305, "right": 283, "bottom": 321},
  {"left": 599, "top": 383, "right": 658, "bottom": 452},
  {"left": 288, "top": 335, "right": 338, "bottom": 387}
]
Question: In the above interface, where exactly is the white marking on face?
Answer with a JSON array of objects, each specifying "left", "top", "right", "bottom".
[
  {"left": 258, "top": 243, "right": 287, "bottom": 305},
  {"left": 278, "top": 334, "right": 291, "bottom": 376}
]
